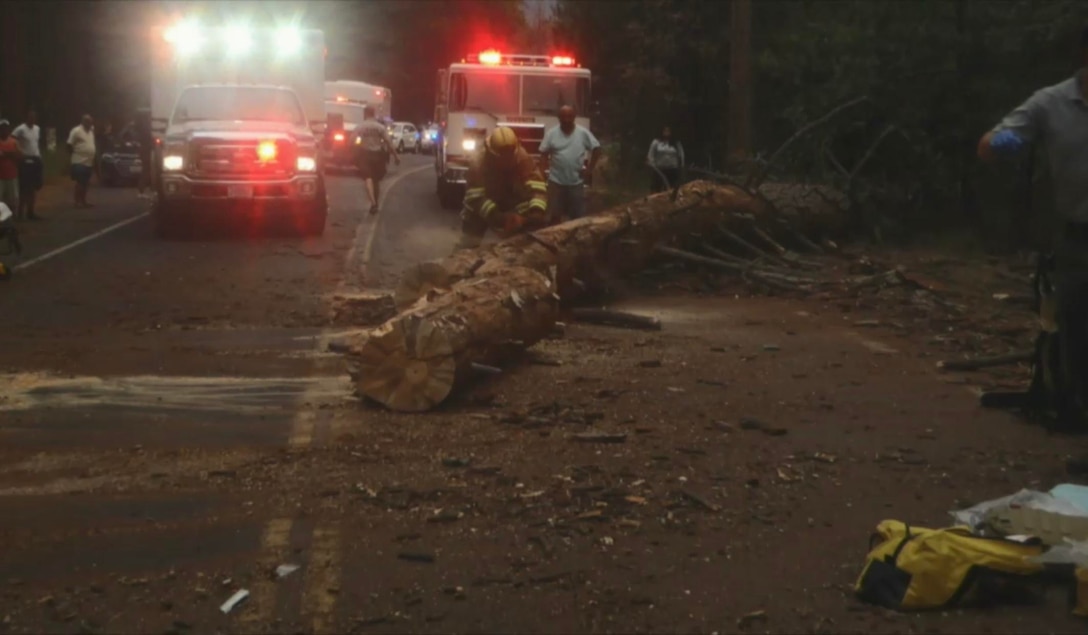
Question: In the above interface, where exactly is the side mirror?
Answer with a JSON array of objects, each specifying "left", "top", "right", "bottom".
[{"left": 327, "top": 112, "right": 344, "bottom": 131}]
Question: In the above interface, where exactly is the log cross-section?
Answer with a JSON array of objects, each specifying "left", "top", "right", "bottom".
[{"left": 353, "top": 266, "right": 559, "bottom": 412}]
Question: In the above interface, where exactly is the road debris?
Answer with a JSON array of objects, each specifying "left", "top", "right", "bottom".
[
  {"left": 219, "top": 589, "right": 249, "bottom": 614},
  {"left": 275, "top": 564, "right": 299, "bottom": 579},
  {"left": 397, "top": 551, "right": 436, "bottom": 564},
  {"left": 569, "top": 431, "right": 628, "bottom": 444}
]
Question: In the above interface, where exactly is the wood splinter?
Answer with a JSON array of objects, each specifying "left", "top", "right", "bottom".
[
  {"left": 570, "top": 308, "right": 662, "bottom": 331},
  {"left": 937, "top": 351, "right": 1033, "bottom": 372}
]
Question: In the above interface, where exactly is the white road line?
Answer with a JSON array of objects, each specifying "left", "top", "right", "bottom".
[
  {"left": 14, "top": 212, "right": 150, "bottom": 271},
  {"left": 340, "top": 164, "right": 431, "bottom": 295},
  {"left": 289, "top": 163, "right": 430, "bottom": 447}
]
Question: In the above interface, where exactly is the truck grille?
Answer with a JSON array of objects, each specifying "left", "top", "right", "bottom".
[
  {"left": 189, "top": 140, "right": 296, "bottom": 179},
  {"left": 506, "top": 125, "right": 546, "bottom": 155}
]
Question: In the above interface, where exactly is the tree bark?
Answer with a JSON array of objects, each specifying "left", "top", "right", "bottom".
[
  {"left": 351, "top": 266, "right": 559, "bottom": 412},
  {"left": 393, "top": 180, "right": 764, "bottom": 311}
]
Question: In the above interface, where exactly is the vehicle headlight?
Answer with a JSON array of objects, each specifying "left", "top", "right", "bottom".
[
  {"left": 296, "top": 156, "right": 317, "bottom": 172},
  {"left": 462, "top": 139, "right": 477, "bottom": 152},
  {"left": 163, "top": 155, "right": 184, "bottom": 171}
]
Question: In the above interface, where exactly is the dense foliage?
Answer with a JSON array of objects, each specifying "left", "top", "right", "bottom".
[{"left": 555, "top": 0, "right": 1086, "bottom": 245}]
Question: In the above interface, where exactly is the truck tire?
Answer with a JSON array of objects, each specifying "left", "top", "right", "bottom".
[{"left": 437, "top": 178, "right": 462, "bottom": 211}]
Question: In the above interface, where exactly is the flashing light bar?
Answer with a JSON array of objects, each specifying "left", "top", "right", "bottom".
[
  {"left": 162, "top": 22, "right": 306, "bottom": 58},
  {"left": 466, "top": 50, "right": 578, "bottom": 68}
]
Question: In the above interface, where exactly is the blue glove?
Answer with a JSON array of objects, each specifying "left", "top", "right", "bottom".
[{"left": 990, "top": 129, "right": 1024, "bottom": 154}]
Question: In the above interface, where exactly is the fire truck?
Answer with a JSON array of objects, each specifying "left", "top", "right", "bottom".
[
  {"left": 149, "top": 21, "right": 328, "bottom": 237},
  {"left": 433, "top": 50, "right": 591, "bottom": 210}
]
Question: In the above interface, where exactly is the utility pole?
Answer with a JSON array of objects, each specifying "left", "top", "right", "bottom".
[{"left": 727, "top": 0, "right": 752, "bottom": 162}]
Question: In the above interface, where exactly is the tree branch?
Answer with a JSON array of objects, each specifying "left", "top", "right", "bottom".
[{"left": 747, "top": 96, "right": 869, "bottom": 190}]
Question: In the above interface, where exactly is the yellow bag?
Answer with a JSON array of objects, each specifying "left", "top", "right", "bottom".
[{"left": 855, "top": 520, "right": 1046, "bottom": 610}]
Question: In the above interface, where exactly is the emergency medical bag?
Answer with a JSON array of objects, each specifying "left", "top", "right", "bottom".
[{"left": 855, "top": 520, "right": 1046, "bottom": 610}]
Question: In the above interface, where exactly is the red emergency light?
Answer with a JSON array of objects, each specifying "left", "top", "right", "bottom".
[
  {"left": 551, "top": 55, "right": 575, "bottom": 66},
  {"left": 333, "top": 132, "right": 345, "bottom": 143},
  {"left": 478, "top": 49, "right": 503, "bottom": 65}
]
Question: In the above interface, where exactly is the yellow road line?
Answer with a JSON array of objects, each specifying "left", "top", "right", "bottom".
[
  {"left": 239, "top": 517, "right": 294, "bottom": 625},
  {"left": 302, "top": 526, "right": 343, "bottom": 634}
]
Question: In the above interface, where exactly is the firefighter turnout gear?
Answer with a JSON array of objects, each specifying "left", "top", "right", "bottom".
[{"left": 457, "top": 129, "right": 549, "bottom": 250}]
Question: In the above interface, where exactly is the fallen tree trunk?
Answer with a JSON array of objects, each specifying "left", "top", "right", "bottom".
[
  {"left": 352, "top": 266, "right": 558, "bottom": 412},
  {"left": 393, "top": 181, "right": 765, "bottom": 311}
]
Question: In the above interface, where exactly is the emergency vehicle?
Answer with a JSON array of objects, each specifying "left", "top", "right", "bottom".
[
  {"left": 323, "top": 80, "right": 393, "bottom": 168},
  {"left": 149, "top": 21, "right": 329, "bottom": 237},
  {"left": 433, "top": 50, "right": 591, "bottom": 209}
]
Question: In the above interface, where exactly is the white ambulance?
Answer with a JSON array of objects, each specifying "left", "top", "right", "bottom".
[{"left": 149, "top": 21, "right": 328, "bottom": 237}]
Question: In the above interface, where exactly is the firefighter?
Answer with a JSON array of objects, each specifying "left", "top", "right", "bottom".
[
  {"left": 456, "top": 126, "right": 549, "bottom": 250},
  {"left": 978, "top": 25, "right": 1088, "bottom": 429}
]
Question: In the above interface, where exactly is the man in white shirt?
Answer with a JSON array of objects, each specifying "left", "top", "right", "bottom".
[
  {"left": 12, "top": 110, "right": 43, "bottom": 219},
  {"left": 67, "top": 114, "right": 96, "bottom": 209},
  {"left": 539, "top": 105, "right": 601, "bottom": 222}
]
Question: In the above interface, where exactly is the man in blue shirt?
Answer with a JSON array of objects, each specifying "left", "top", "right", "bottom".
[
  {"left": 978, "top": 25, "right": 1088, "bottom": 429},
  {"left": 539, "top": 105, "right": 601, "bottom": 222}
]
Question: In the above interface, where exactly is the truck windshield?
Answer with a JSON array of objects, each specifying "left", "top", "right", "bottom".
[
  {"left": 326, "top": 103, "right": 367, "bottom": 125},
  {"left": 522, "top": 76, "right": 589, "bottom": 116},
  {"left": 449, "top": 72, "right": 519, "bottom": 117},
  {"left": 172, "top": 87, "right": 305, "bottom": 125}
]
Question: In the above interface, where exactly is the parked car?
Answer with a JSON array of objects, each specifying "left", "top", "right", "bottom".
[
  {"left": 388, "top": 121, "right": 421, "bottom": 154},
  {"left": 419, "top": 124, "right": 439, "bottom": 154},
  {"left": 99, "top": 133, "right": 143, "bottom": 187}
]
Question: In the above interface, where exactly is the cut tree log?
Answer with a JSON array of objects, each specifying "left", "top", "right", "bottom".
[
  {"left": 352, "top": 266, "right": 558, "bottom": 412},
  {"left": 392, "top": 181, "right": 775, "bottom": 311}
]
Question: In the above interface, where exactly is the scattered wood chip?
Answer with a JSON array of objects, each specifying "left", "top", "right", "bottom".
[
  {"left": 680, "top": 488, "right": 721, "bottom": 512},
  {"left": 737, "top": 610, "right": 768, "bottom": 629},
  {"left": 397, "top": 551, "right": 436, "bottom": 564},
  {"left": 569, "top": 432, "right": 628, "bottom": 444}
]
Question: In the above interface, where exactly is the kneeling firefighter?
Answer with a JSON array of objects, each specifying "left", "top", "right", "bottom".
[
  {"left": 977, "top": 25, "right": 1088, "bottom": 429},
  {"left": 456, "top": 126, "right": 550, "bottom": 250}
]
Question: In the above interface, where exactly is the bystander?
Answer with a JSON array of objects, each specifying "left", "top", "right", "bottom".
[
  {"left": 67, "top": 115, "right": 96, "bottom": 209},
  {"left": 0, "top": 120, "right": 20, "bottom": 217},
  {"left": 12, "top": 110, "right": 43, "bottom": 220}
]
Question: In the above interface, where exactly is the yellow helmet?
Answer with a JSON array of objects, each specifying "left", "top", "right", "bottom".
[{"left": 486, "top": 126, "right": 520, "bottom": 157}]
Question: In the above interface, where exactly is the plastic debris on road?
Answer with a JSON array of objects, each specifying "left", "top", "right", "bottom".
[
  {"left": 275, "top": 564, "right": 300, "bottom": 579},
  {"left": 950, "top": 485, "right": 1088, "bottom": 545},
  {"left": 219, "top": 589, "right": 250, "bottom": 614}
]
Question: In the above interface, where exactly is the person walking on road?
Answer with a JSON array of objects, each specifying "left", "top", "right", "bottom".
[
  {"left": 352, "top": 105, "right": 400, "bottom": 215},
  {"left": 977, "top": 25, "right": 1088, "bottom": 428},
  {"left": 646, "top": 125, "right": 685, "bottom": 193},
  {"left": 457, "top": 126, "right": 550, "bottom": 250},
  {"left": 539, "top": 105, "right": 600, "bottom": 223},
  {"left": 0, "top": 120, "right": 21, "bottom": 218},
  {"left": 67, "top": 115, "right": 96, "bottom": 209},
  {"left": 12, "top": 110, "right": 43, "bottom": 220}
]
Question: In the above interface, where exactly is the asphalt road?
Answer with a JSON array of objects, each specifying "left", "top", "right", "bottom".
[
  {"left": 0, "top": 154, "right": 455, "bottom": 633},
  {"left": 1, "top": 157, "right": 1084, "bottom": 635}
]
